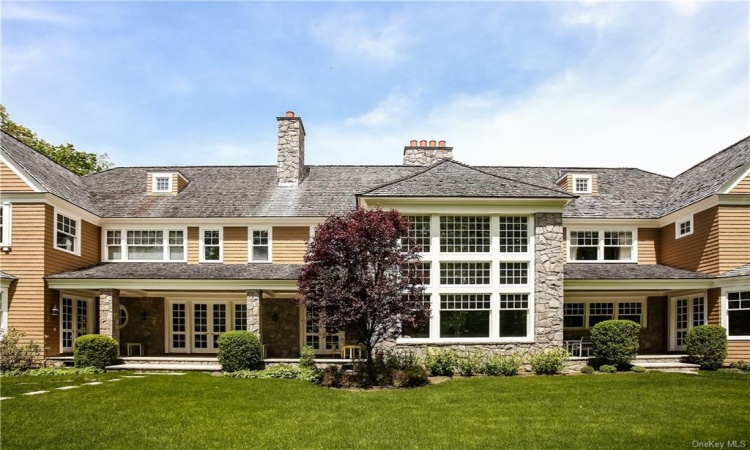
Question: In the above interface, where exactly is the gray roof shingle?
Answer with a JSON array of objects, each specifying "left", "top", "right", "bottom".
[
  {"left": 717, "top": 263, "right": 750, "bottom": 278},
  {"left": 1, "top": 132, "right": 100, "bottom": 215},
  {"left": 0, "top": 271, "right": 17, "bottom": 280},
  {"left": 564, "top": 263, "right": 714, "bottom": 280},
  {"left": 46, "top": 262, "right": 304, "bottom": 280}
]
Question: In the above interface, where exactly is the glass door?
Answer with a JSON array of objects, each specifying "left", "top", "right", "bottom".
[
  {"left": 303, "top": 309, "right": 343, "bottom": 356},
  {"left": 168, "top": 301, "right": 230, "bottom": 354},
  {"left": 61, "top": 297, "right": 92, "bottom": 353},
  {"left": 672, "top": 295, "right": 705, "bottom": 351}
]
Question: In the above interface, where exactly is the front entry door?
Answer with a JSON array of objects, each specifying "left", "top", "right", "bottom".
[
  {"left": 672, "top": 295, "right": 705, "bottom": 351},
  {"left": 61, "top": 297, "right": 93, "bottom": 353}
]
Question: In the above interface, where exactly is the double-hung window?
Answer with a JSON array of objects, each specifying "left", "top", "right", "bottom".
[
  {"left": 440, "top": 294, "right": 491, "bottom": 338},
  {"left": 250, "top": 229, "right": 270, "bottom": 262},
  {"left": 0, "top": 202, "right": 11, "bottom": 248},
  {"left": 201, "top": 229, "right": 222, "bottom": 262},
  {"left": 563, "top": 300, "right": 645, "bottom": 329},
  {"left": 55, "top": 212, "right": 78, "bottom": 254},
  {"left": 440, "top": 216, "right": 490, "bottom": 253},
  {"left": 498, "top": 216, "right": 528, "bottom": 253},
  {"left": 105, "top": 228, "right": 185, "bottom": 261},
  {"left": 727, "top": 291, "right": 750, "bottom": 337},
  {"left": 569, "top": 229, "right": 635, "bottom": 262},
  {"left": 499, "top": 294, "right": 528, "bottom": 337},
  {"left": 403, "top": 216, "right": 431, "bottom": 252}
]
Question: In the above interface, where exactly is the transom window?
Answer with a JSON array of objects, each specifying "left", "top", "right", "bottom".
[
  {"left": 250, "top": 229, "right": 270, "bottom": 262},
  {"left": 55, "top": 213, "right": 78, "bottom": 254},
  {"left": 569, "top": 230, "right": 635, "bottom": 262},
  {"left": 403, "top": 216, "right": 431, "bottom": 252},
  {"left": 676, "top": 216, "right": 694, "bottom": 239},
  {"left": 498, "top": 216, "right": 528, "bottom": 253},
  {"left": 499, "top": 262, "right": 529, "bottom": 285},
  {"left": 440, "top": 294, "right": 491, "bottom": 338},
  {"left": 727, "top": 291, "right": 750, "bottom": 337},
  {"left": 439, "top": 262, "right": 490, "bottom": 285},
  {"left": 440, "top": 216, "right": 490, "bottom": 253},
  {"left": 499, "top": 294, "right": 529, "bottom": 338},
  {"left": 105, "top": 229, "right": 185, "bottom": 261},
  {"left": 0, "top": 202, "right": 10, "bottom": 247},
  {"left": 201, "top": 229, "right": 222, "bottom": 262}
]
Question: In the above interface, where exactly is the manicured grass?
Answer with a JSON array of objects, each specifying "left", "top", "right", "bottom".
[{"left": 1, "top": 371, "right": 748, "bottom": 449}]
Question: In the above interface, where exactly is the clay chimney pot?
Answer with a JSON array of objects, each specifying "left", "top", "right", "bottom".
[
  {"left": 429, "top": 140, "right": 437, "bottom": 147},
  {"left": 410, "top": 140, "right": 418, "bottom": 146},
  {"left": 438, "top": 140, "right": 446, "bottom": 147},
  {"left": 286, "top": 111, "right": 295, "bottom": 117},
  {"left": 419, "top": 140, "right": 427, "bottom": 147}
]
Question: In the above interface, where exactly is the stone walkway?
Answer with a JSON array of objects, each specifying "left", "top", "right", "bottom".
[{"left": 1, "top": 373, "right": 185, "bottom": 401}]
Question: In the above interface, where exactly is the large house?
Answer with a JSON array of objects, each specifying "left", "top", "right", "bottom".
[{"left": 0, "top": 111, "right": 748, "bottom": 363}]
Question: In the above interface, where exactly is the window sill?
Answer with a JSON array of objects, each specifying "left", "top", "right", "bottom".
[
  {"left": 727, "top": 336, "right": 750, "bottom": 341},
  {"left": 566, "top": 260, "right": 638, "bottom": 264},
  {"left": 396, "top": 338, "right": 536, "bottom": 345},
  {"left": 54, "top": 246, "right": 79, "bottom": 257}
]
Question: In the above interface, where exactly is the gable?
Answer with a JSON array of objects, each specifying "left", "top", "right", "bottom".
[
  {"left": 729, "top": 171, "right": 750, "bottom": 194},
  {"left": 0, "top": 159, "right": 41, "bottom": 192}
]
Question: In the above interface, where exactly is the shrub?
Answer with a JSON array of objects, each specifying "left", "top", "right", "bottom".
[
  {"left": 598, "top": 364, "right": 617, "bottom": 373},
  {"left": 685, "top": 325, "right": 727, "bottom": 371},
  {"left": 225, "top": 364, "right": 320, "bottom": 383},
  {"left": 457, "top": 350, "right": 484, "bottom": 377},
  {"left": 217, "top": 331, "right": 262, "bottom": 372},
  {"left": 1, "top": 366, "right": 104, "bottom": 377},
  {"left": 392, "top": 365, "right": 429, "bottom": 388},
  {"left": 0, "top": 328, "right": 42, "bottom": 372},
  {"left": 590, "top": 320, "right": 640, "bottom": 367},
  {"left": 730, "top": 360, "right": 750, "bottom": 372},
  {"left": 631, "top": 365, "right": 646, "bottom": 373},
  {"left": 320, "top": 365, "right": 343, "bottom": 388},
  {"left": 485, "top": 355, "right": 522, "bottom": 376},
  {"left": 299, "top": 346, "right": 317, "bottom": 370},
  {"left": 424, "top": 348, "right": 457, "bottom": 377},
  {"left": 530, "top": 348, "right": 569, "bottom": 375},
  {"left": 73, "top": 334, "right": 118, "bottom": 369},
  {"left": 580, "top": 365, "right": 595, "bottom": 374},
  {"left": 385, "top": 351, "right": 422, "bottom": 371}
]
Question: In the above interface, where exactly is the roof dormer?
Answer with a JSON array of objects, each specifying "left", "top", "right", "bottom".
[
  {"left": 556, "top": 172, "right": 598, "bottom": 194},
  {"left": 147, "top": 171, "right": 188, "bottom": 195}
]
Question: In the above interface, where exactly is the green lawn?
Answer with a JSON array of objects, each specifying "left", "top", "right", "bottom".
[{"left": 1, "top": 371, "right": 748, "bottom": 449}]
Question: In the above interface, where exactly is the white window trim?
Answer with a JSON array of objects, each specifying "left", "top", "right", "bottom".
[
  {"left": 151, "top": 172, "right": 173, "bottom": 193},
  {"left": 721, "top": 288, "right": 750, "bottom": 341},
  {"left": 572, "top": 174, "right": 593, "bottom": 194},
  {"left": 668, "top": 292, "right": 707, "bottom": 351},
  {"left": 102, "top": 227, "right": 188, "bottom": 262},
  {"left": 0, "top": 287, "right": 9, "bottom": 333},
  {"left": 675, "top": 215, "right": 694, "bottom": 239},
  {"left": 0, "top": 201, "right": 11, "bottom": 249},
  {"left": 563, "top": 298, "right": 648, "bottom": 330},
  {"left": 199, "top": 227, "right": 223, "bottom": 263},
  {"left": 59, "top": 293, "right": 95, "bottom": 353},
  {"left": 54, "top": 208, "right": 81, "bottom": 256},
  {"left": 567, "top": 227, "right": 638, "bottom": 263},
  {"left": 398, "top": 214, "right": 535, "bottom": 344},
  {"left": 248, "top": 227, "right": 272, "bottom": 263}
]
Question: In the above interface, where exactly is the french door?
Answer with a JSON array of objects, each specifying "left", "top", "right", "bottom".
[
  {"left": 671, "top": 295, "right": 705, "bottom": 351},
  {"left": 303, "top": 308, "right": 343, "bottom": 355},
  {"left": 167, "top": 300, "right": 244, "bottom": 353},
  {"left": 61, "top": 297, "right": 93, "bottom": 353}
]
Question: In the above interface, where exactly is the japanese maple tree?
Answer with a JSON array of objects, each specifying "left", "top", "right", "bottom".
[{"left": 297, "top": 208, "right": 428, "bottom": 372}]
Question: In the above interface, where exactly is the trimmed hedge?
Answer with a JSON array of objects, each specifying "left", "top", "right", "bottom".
[
  {"left": 217, "top": 331, "right": 262, "bottom": 372},
  {"left": 685, "top": 325, "right": 727, "bottom": 370},
  {"left": 591, "top": 320, "right": 640, "bottom": 368},
  {"left": 530, "top": 348, "right": 568, "bottom": 375},
  {"left": 73, "top": 334, "right": 118, "bottom": 369}
]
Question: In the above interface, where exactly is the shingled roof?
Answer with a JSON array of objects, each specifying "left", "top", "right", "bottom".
[
  {"left": 717, "top": 263, "right": 750, "bottom": 278},
  {"left": 46, "top": 262, "right": 304, "bottom": 280},
  {"left": 564, "top": 263, "right": 714, "bottom": 280},
  {"left": 1, "top": 132, "right": 100, "bottom": 215},
  {"left": 662, "top": 136, "right": 750, "bottom": 216},
  {"left": 361, "top": 159, "right": 574, "bottom": 199}
]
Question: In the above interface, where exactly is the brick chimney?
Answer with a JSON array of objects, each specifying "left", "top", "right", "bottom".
[
  {"left": 403, "top": 139, "right": 453, "bottom": 166},
  {"left": 277, "top": 111, "right": 306, "bottom": 186}
]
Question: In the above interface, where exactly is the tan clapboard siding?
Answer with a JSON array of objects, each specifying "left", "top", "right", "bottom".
[
  {"left": 187, "top": 227, "right": 199, "bottom": 264},
  {"left": 730, "top": 173, "right": 750, "bottom": 194},
  {"left": 717, "top": 206, "right": 750, "bottom": 273},
  {"left": 224, "top": 227, "right": 248, "bottom": 264},
  {"left": 660, "top": 206, "right": 720, "bottom": 275},
  {"left": 0, "top": 204, "right": 46, "bottom": 344},
  {"left": 272, "top": 227, "right": 309, "bottom": 264},
  {"left": 44, "top": 205, "right": 100, "bottom": 276},
  {"left": 707, "top": 288, "right": 721, "bottom": 325},
  {"left": 637, "top": 228, "right": 660, "bottom": 264},
  {"left": 176, "top": 174, "right": 188, "bottom": 193},
  {"left": 727, "top": 342, "right": 750, "bottom": 363},
  {"left": 146, "top": 173, "right": 153, "bottom": 193},
  {"left": 591, "top": 175, "right": 598, "bottom": 194},
  {"left": 0, "top": 162, "right": 34, "bottom": 192},
  {"left": 556, "top": 175, "right": 570, "bottom": 192}
]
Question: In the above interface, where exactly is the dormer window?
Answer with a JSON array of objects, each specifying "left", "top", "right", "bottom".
[
  {"left": 572, "top": 175, "right": 593, "bottom": 194},
  {"left": 152, "top": 173, "right": 173, "bottom": 193},
  {"left": 676, "top": 215, "right": 694, "bottom": 239}
]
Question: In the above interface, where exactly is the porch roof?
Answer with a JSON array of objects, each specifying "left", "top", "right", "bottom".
[
  {"left": 0, "top": 271, "right": 16, "bottom": 280},
  {"left": 564, "top": 264, "right": 713, "bottom": 280},
  {"left": 46, "top": 262, "right": 304, "bottom": 280},
  {"left": 717, "top": 263, "right": 750, "bottom": 278}
]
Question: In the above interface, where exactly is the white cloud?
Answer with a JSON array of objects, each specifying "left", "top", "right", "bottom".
[
  {"left": 345, "top": 92, "right": 413, "bottom": 127},
  {"left": 312, "top": 12, "right": 409, "bottom": 63},
  {"left": 2, "top": 4, "right": 79, "bottom": 25}
]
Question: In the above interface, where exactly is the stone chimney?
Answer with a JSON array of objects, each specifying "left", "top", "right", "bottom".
[
  {"left": 403, "top": 139, "right": 453, "bottom": 166},
  {"left": 277, "top": 111, "right": 306, "bottom": 186}
]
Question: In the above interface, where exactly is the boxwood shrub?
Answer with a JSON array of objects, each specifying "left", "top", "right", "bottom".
[
  {"left": 685, "top": 325, "right": 727, "bottom": 370},
  {"left": 580, "top": 365, "right": 595, "bottom": 374},
  {"left": 424, "top": 348, "right": 457, "bottom": 377},
  {"left": 73, "top": 334, "right": 118, "bottom": 369},
  {"left": 598, "top": 364, "right": 617, "bottom": 373},
  {"left": 530, "top": 348, "right": 568, "bottom": 375},
  {"left": 484, "top": 355, "right": 522, "bottom": 376},
  {"left": 590, "top": 320, "right": 640, "bottom": 368},
  {"left": 217, "top": 331, "right": 262, "bottom": 372}
]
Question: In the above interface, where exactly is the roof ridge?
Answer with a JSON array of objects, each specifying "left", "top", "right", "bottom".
[
  {"left": 448, "top": 159, "right": 575, "bottom": 197},
  {"left": 1, "top": 131, "right": 83, "bottom": 182},
  {"left": 359, "top": 159, "right": 454, "bottom": 195}
]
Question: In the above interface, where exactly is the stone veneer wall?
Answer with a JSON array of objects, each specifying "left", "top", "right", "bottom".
[
  {"left": 119, "top": 297, "right": 165, "bottom": 356},
  {"left": 261, "top": 298, "right": 300, "bottom": 358},
  {"left": 639, "top": 296, "right": 668, "bottom": 354},
  {"left": 277, "top": 116, "right": 305, "bottom": 185},
  {"left": 403, "top": 147, "right": 453, "bottom": 166}
]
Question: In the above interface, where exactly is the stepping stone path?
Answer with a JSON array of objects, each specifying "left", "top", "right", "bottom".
[
  {"left": 22, "top": 391, "right": 49, "bottom": 396},
  {"left": 56, "top": 386, "right": 80, "bottom": 390},
  {"left": 83, "top": 382, "right": 103, "bottom": 386},
  {"left": 4, "top": 374, "right": 151, "bottom": 401}
]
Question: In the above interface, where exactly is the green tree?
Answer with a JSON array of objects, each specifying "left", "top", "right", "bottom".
[{"left": 1, "top": 105, "right": 112, "bottom": 175}]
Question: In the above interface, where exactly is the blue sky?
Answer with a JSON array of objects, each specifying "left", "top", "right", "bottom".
[{"left": 2, "top": 1, "right": 748, "bottom": 176}]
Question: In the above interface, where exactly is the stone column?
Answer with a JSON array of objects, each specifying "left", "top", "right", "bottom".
[
  {"left": 99, "top": 289, "right": 121, "bottom": 345},
  {"left": 246, "top": 290, "right": 262, "bottom": 338},
  {"left": 534, "top": 213, "right": 564, "bottom": 348}
]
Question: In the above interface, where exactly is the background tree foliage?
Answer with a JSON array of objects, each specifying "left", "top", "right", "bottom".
[
  {"left": 1, "top": 105, "right": 112, "bottom": 175},
  {"left": 298, "top": 208, "right": 428, "bottom": 376}
]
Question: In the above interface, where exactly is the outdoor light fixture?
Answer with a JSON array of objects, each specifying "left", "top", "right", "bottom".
[{"left": 50, "top": 304, "right": 59, "bottom": 317}]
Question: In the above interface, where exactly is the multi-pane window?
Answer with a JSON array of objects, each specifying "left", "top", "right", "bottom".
[
  {"left": 574, "top": 177, "right": 590, "bottom": 193},
  {"left": 499, "top": 262, "right": 529, "bottom": 285},
  {"left": 401, "top": 294, "right": 430, "bottom": 339},
  {"left": 106, "top": 229, "right": 184, "bottom": 261},
  {"left": 440, "top": 216, "right": 490, "bottom": 253},
  {"left": 440, "top": 294, "right": 491, "bottom": 338},
  {"left": 212, "top": 304, "right": 226, "bottom": 348},
  {"left": 498, "top": 216, "right": 528, "bottom": 253},
  {"left": 168, "top": 231, "right": 184, "bottom": 260},
  {"left": 202, "top": 230, "right": 221, "bottom": 261},
  {"left": 676, "top": 217, "right": 694, "bottom": 238},
  {"left": 728, "top": 291, "right": 750, "bottom": 337},
  {"left": 251, "top": 230, "right": 270, "bottom": 262},
  {"left": 563, "top": 303, "right": 585, "bottom": 328},
  {"left": 588, "top": 302, "right": 613, "bottom": 327},
  {"left": 440, "top": 262, "right": 490, "bottom": 285},
  {"left": 0, "top": 202, "right": 10, "bottom": 246},
  {"left": 194, "top": 304, "right": 208, "bottom": 349},
  {"left": 618, "top": 302, "right": 643, "bottom": 325},
  {"left": 155, "top": 176, "right": 171, "bottom": 192},
  {"left": 127, "top": 230, "right": 164, "bottom": 260},
  {"left": 499, "top": 294, "right": 528, "bottom": 337},
  {"left": 404, "top": 262, "right": 431, "bottom": 286},
  {"left": 107, "top": 231, "right": 122, "bottom": 260},
  {"left": 234, "top": 304, "right": 247, "bottom": 331},
  {"left": 569, "top": 230, "right": 635, "bottom": 262},
  {"left": 692, "top": 297, "right": 705, "bottom": 327},
  {"left": 403, "top": 216, "right": 431, "bottom": 252},
  {"left": 56, "top": 213, "right": 77, "bottom": 253}
]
